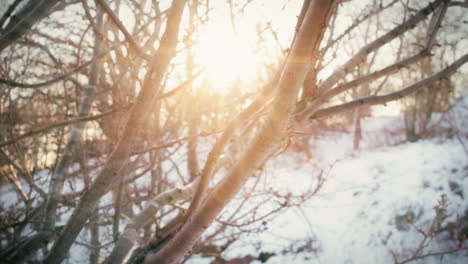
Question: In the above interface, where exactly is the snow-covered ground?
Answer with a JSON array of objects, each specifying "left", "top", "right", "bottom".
[
  {"left": 282, "top": 138, "right": 467, "bottom": 264},
  {"left": 195, "top": 96, "right": 468, "bottom": 264},
  {"left": 214, "top": 144, "right": 466, "bottom": 264}
]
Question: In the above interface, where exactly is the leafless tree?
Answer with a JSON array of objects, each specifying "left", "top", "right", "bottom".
[{"left": 0, "top": 0, "right": 467, "bottom": 263}]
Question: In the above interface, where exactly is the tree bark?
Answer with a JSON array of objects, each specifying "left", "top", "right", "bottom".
[
  {"left": 43, "top": 1, "right": 187, "bottom": 263},
  {"left": 105, "top": 180, "right": 198, "bottom": 264},
  {"left": 143, "top": 1, "right": 338, "bottom": 263},
  {"left": 0, "top": 0, "right": 60, "bottom": 52},
  {"left": 43, "top": 4, "right": 103, "bottom": 232},
  {"left": 318, "top": 0, "right": 444, "bottom": 92},
  {"left": 311, "top": 52, "right": 468, "bottom": 119}
]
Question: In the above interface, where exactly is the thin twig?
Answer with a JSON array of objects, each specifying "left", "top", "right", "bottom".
[{"left": 0, "top": 107, "right": 127, "bottom": 148}]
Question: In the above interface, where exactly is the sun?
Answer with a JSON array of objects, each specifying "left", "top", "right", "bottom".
[{"left": 194, "top": 24, "right": 258, "bottom": 93}]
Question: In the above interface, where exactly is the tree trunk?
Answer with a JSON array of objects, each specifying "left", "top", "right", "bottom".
[
  {"left": 43, "top": 1, "right": 187, "bottom": 263},
  {"left": 143, "top": 1, "right": 338, "bottom": 263}
]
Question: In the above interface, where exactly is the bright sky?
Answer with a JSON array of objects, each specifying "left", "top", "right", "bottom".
[
  {"left": 2, "top": 0, "right": 465, "bottom": 116},
  {"left": 193, "top": 21, "right": 259, "bottom": 92},
  {"left": 116, "top": 0, "right": 405, "bottom": 117},
  {"left": 189, "top": 0, "right": 300, "bottom": 93}
]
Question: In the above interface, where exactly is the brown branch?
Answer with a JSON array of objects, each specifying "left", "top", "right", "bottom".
[
  {"left": 0, "top": 12, "right": 163, "bottom": 89},
  {"left": 321, "top": 0, "right": 398, "bottom": 53},
  {"left": 449, "top": 1, "right": 468, "bottom": 8},
  {"left": 0, "top": 107, "right": 126, "bottom": 149},
  {"left": 143, "top": 1, "right": 339, "bottom": 263},
  {"left": 104, "top": 180, "right": 199, "bottom": 264},
  {"left": 0, "top": 149, "right": 46, "bottom": 198},
  {"left": 95, "top": 0, "right": 150, "bottom": 60},
  {"left": 131, "top": 130, "right": 220, "bottom": 156},
  {"left": 0, "top": 170, "right": 28, "bottom": 202},
  {"left": 43, "top": 6, "right": 104, "bottom": 233},
  {"left": 0, "top": 67, "right": 200, "bottom": 149},
  {"left": 81, "top": 0, "right": 106, "bottom": 41},
  {"left": 425, "top": 0, "right": 448, "bottom": 48},
  {"left": 311, "top": 52, "right": 468, "bottom": 119},
  {"left": 156, "top": 67, "right": 205, "bottom": 100},
  {"left": 179, "top": 38, "right": 282, "bottom": 233},
  {"left": 0, "top": 45, "right": 113, "bottom": 89},
  {"left": 298, "top": 50, "right": 429, "bottom": 120},
  {"left": 397, "top": 246, "right": 468, "bottom": 264},
  {"left": 0, "top": 0, "right": 25, "bottom": 30},
  {"left": 0, "top": 0, "right": 61, "bottom": 53},
  {"left": 319, "top": 0, "right": 445, "bottom": 92},
  {"left": 43, "top": 1, "right": 187, "bottom": 263},
  {"left": 183, "top": 79, "right": 276, "bottom": 228},
  {"left": 0, "top": 227, "right": 62, "bottom": 263}
]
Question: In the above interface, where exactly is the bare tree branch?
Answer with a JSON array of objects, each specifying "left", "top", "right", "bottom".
[
  {"left": 95, "top": 0, "right": 151, "bottom": 60},
  {"left": 321, "top": 0, "right": 398, "bottom": 53},
  {"left": 298, "top": 50, "right": 430, "bottom": 120},
  {"left": 0, "top": 15, "right": 163, "bottom": 89},
  {"left": 449, "top": 0, "right": 468, "bottom": 8},
  {"left": 43, "top": 6, "right": 103, "bottom": 232},
  {"left": 0, "top": 107, "right": 126, "bottom": 149},
  {"left": 144, "top": 1, "right": 339, "bottom": 263},
  {"left": 0, "top": 0, "right": 25, "bottom": 30},
  {"left": 311, "top": 52, "right": 468, "bottom": 119},
  {"left": 319, "top": 0, "right": 445, "bottom": 93},
  {"left": 425, "top": 0, "right": 448, "bottom": 48},
  {"left": 105, "top": 180, "right": 198, "bottom": 264},
  {"left": 0, "top": 46, "right": 113, "bottom": 89},
  {"left": 0, "top": 0, "right": 61, "bottom": 53},
  {"left": 0, "top": 227, "right": 62, "bottom": 263},
  {"left": 43, "top": 1, "right": 187, "bottom": 263}
]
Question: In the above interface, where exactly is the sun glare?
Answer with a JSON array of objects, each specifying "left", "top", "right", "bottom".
[{"left": 194, "top": 25, "right": 258, "bottom": 93}]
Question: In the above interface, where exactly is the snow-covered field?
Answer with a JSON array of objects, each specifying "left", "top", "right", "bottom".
[
  {"left": 267, "top": 138, "right": 467, "bottom": 264},
  {"left": 194, "top": 97, "right": 468, "bottom": 263}
]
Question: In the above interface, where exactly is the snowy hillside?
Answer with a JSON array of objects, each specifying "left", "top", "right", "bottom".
[
  {"left": 190, "top": 97, "right": 468, "bottom": 264},
  {"left": 2, "top": 99, "right": 467, "bottom": 264},
  {"left": 301, "top": 139, "right": 466, "bottom": 264}
]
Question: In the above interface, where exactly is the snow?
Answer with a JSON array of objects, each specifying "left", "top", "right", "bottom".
[
  {"left": 231, "top": 138, "right": 466, "bottom": 263},
  {"left": 197, "top": 96, "right": 468, "bottom": 263},
  {"left": 301, "top": 138, "right": 467, "bottom": 264},
  {"left": 2, "top": 98, "right": 467, "bottom": 263}
]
